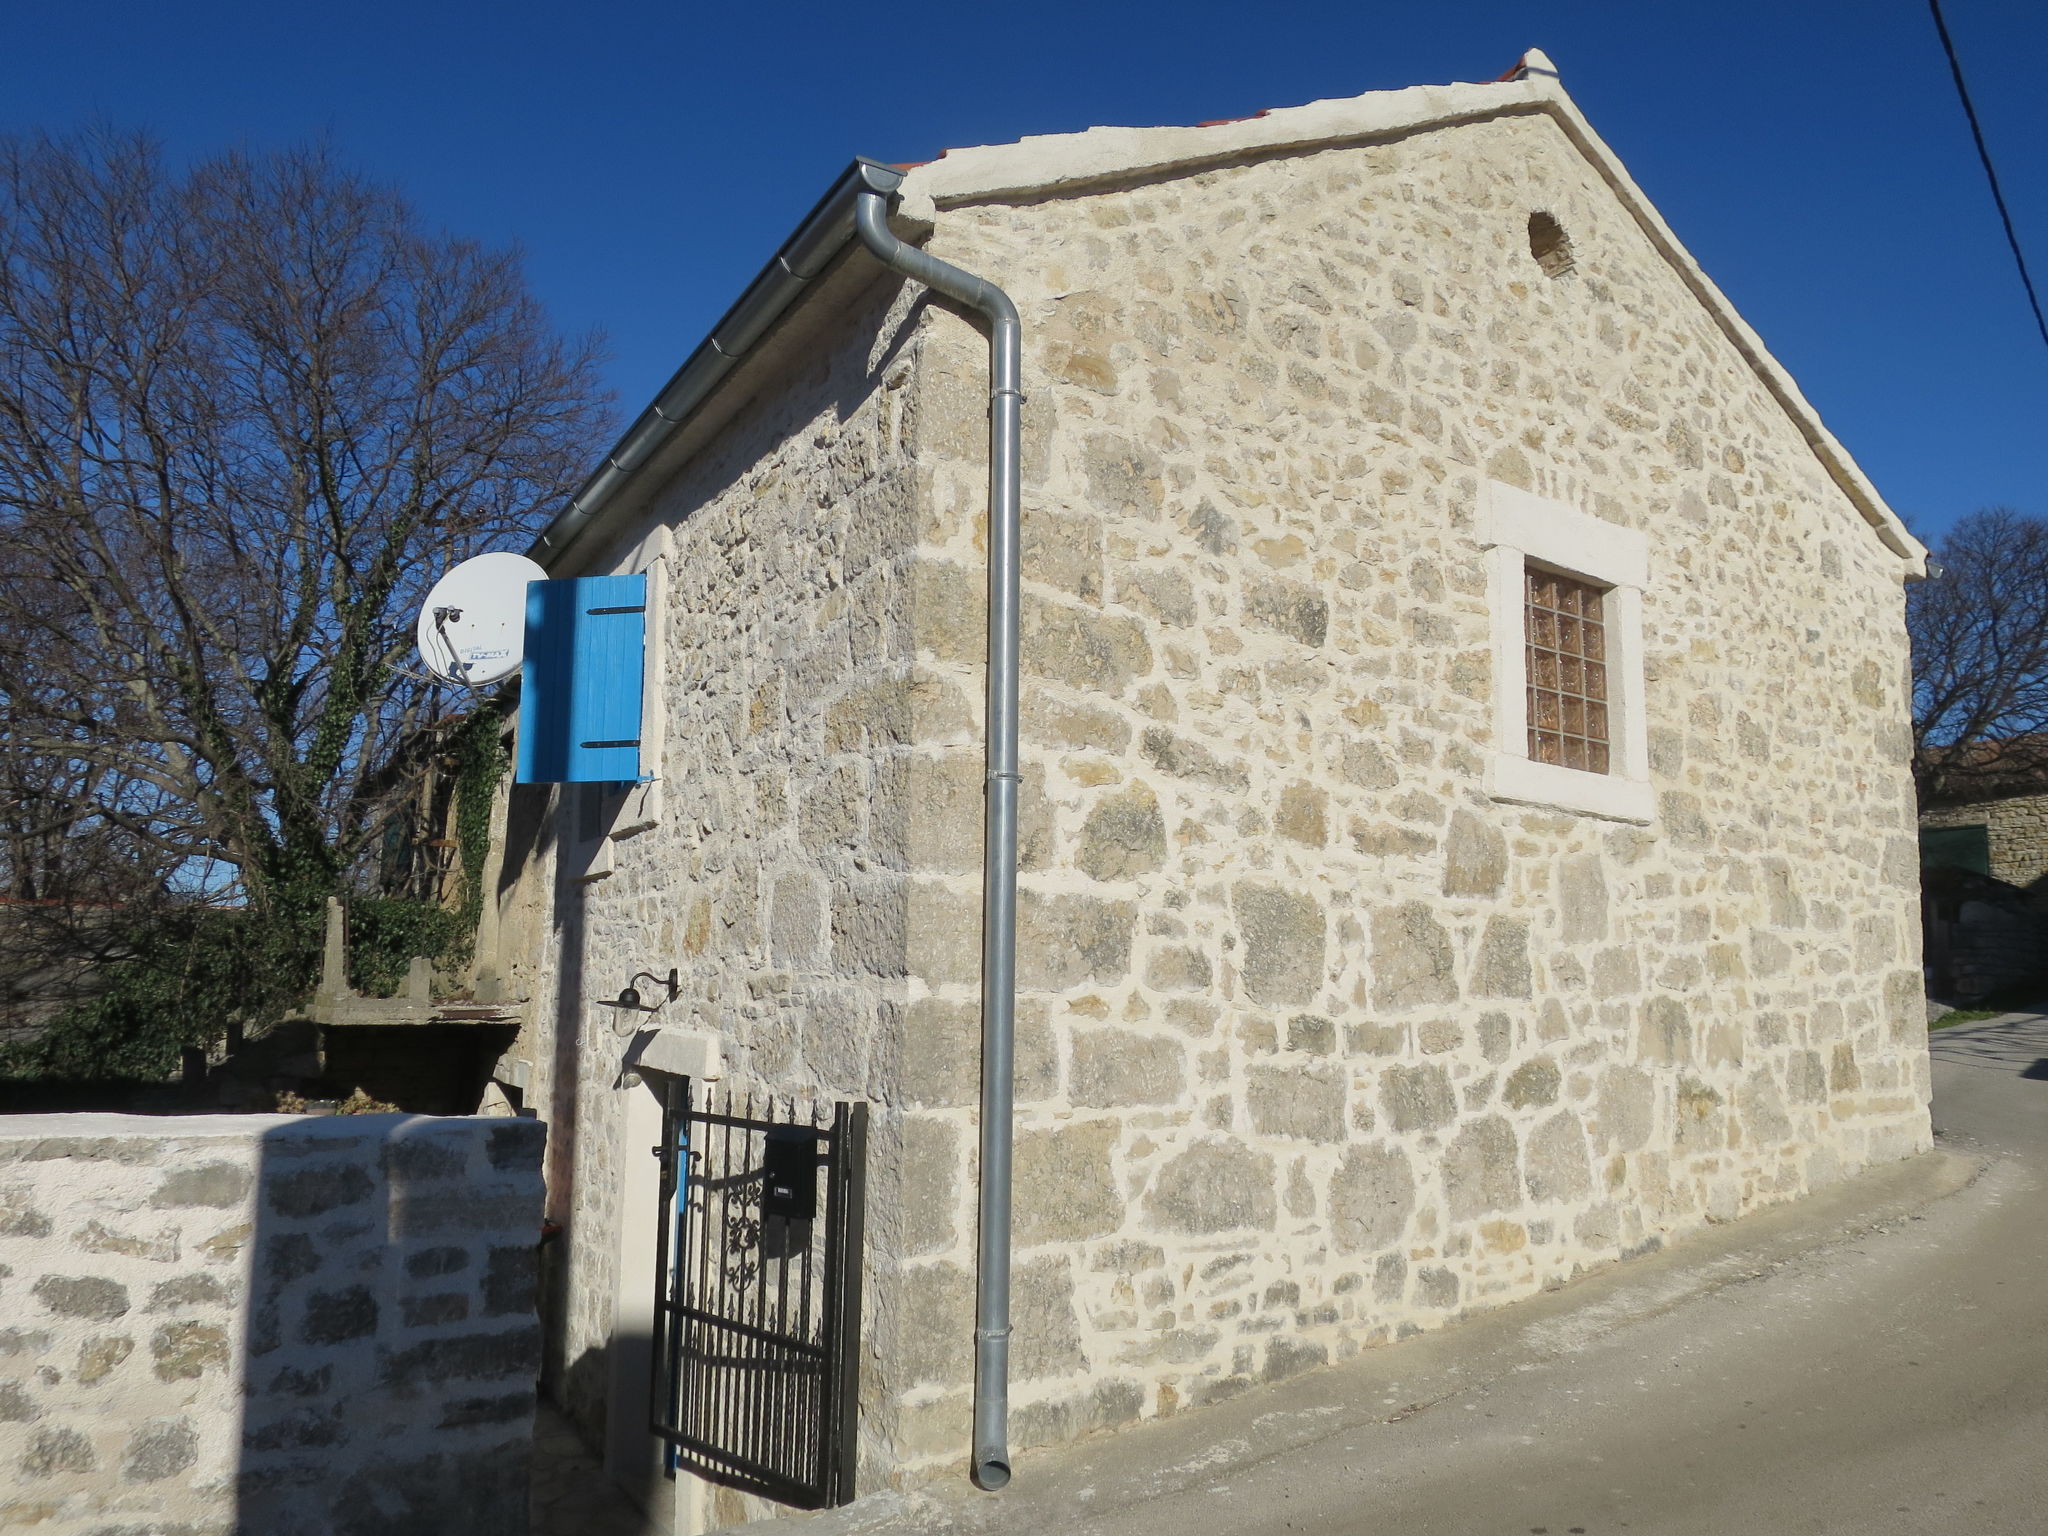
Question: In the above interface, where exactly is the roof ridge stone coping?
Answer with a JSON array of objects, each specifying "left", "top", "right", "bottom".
[{"left": 893, "top": 61, "right": 1924, "bottom": 571}]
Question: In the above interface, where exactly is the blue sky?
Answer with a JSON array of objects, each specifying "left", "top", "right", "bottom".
[{"left": 7, "top": 0, "right": 2043, "bottom": 543}]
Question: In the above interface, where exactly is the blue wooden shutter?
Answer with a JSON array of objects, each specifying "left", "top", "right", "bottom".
[{"left": 516, "top": 573, "right": 647, "bottom": 784}]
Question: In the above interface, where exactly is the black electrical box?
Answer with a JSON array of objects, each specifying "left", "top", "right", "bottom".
[{"left": 762, "top": 1126, "right": 820, "bottom": 1220}]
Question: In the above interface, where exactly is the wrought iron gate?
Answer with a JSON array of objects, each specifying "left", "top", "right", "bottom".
[{"left": 649, "top": 1081, "right": 868, "bottom": 1508}]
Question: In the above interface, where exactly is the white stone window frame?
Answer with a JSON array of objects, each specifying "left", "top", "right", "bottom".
[{"left": 1481, "top": 480, "right": 1654, "bottom": 825}]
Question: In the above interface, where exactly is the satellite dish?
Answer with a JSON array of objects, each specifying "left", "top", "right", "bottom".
[{"left": 415, "top": 552, "right": 547, "bottom": 687}]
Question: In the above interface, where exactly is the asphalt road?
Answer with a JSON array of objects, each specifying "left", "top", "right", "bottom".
[{"left": 791, "top": 1012, "right": 2048, "bottom": 1536}]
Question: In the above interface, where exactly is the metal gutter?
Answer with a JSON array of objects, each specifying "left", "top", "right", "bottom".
[
  {"left": 529, "top": 155, "right": 1027, "bottom": 1493},
  {"left": 527, "top": 157, "right": 906, "bottom": 569},
  {"left": 852, "top": 190, "right": 1024, "bottom": 1493}
]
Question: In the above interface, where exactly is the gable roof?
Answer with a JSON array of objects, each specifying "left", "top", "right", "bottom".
[
  {"left": 892, "top": 50, "right": 1922, "bottom": 570},
  {"left": 534, "top": 52, "right": 1923, "bottom": 574}
]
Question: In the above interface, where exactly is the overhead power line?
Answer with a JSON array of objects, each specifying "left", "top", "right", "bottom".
[{"left": 1927, "top": 0, "right": 2048, "bottom": 352}]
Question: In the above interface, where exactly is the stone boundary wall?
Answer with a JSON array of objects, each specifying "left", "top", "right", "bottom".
[
  {"left": 1921, "top": 794, "right": 2048, "bottom": 889},
  {"left": 0, "top": 1112, "right": 546, "bottom": 1536}
]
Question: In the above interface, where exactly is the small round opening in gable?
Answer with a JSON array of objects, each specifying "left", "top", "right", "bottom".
[{"left": 1528, "top": 211, "right": 1575, "bottom": 278}]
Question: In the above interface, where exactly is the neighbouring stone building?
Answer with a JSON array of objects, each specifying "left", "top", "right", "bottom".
[
  {"left": 474, "top": 53, "right": 1934, "bottom": 1529},
  {"left": 1921, "top": 789, "right": 2048, "bottom": 890},
  {"left": 0, "top": 1112, "right": 546, "bottom": 1536},
  {"left": 1918, "top": 769, "right": 2048, "bottom": 1000}
]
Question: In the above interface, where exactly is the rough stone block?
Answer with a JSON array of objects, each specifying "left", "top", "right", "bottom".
[
  {"left": 123, "top": 1416, "right": 199, "bottom": 1483},
  {"left": 1143, "top": 1139, "right": 1276, "bottom": 1234},
  {"left": 1011, "top": 1254, "right": 1088, "bottom": 1381},
  {"left": 33, "top": 1274, "right": 130, "bottom": 1321},
  {"left": 382, "top": 1136, "right": 468, "bottom": 1184},
  {"left": 1021, "top": 593, "right": 1152, "bottom": 693},
  {"left": 1015, "top": 890, "right": 1135, "bottom": 991},
  {"left": 437, "top": 1392, "right": 534, "bottom": 1430},
  {"left": 1441, "top": 810, "right": 1507, "bottom": 897},
  {"left": 1274, "top": 782, "right": 1328, "bottom": 846},
  {"left": 895, "top": 1117, "right": 959, "bottom": 1257},
  {"left": 480, "top": 1246, "right": 538, "bottom": 1319},
  {"left": 21, "top": 1425, "right": 95, "bottom": 1477},
  {"left": 1472, "top": 916, "right": 1532, "bottom": 998},
  {"left": 1145, "top": 944, "right": 1213, "bottom": 992},
  {"left": 1077, "top": 783, "right": 1167, "bottom": 882},
  {"left": 1502, "top": 1056, "right": 1562, "bottom": 1110},
  {"left": 1141, "top": 726, "right": 1250, "bottom": 791},
  {"left": 1328, "top": 1143, "right": 1415, "bottom": 1253},
  {"left": 896, "top": 1263, "right": 974, "bottom": 1388},
  {"left": 484, "top": 1119, "right": 547, "bottom": 1173},
  {"left": 1286, "top": 1013, "right": 1335, "bottom": 1054},
  {"left": 1380, "top": 1063, "right": 1456, "bottom": 1132},
  {"left": 899, "top": 997, "right": 1057, "bottom": 1108},
  {"left": 404, "top": 1246, "right": 470, "bottom": 1280},
  {"left": 378, "top": 1324, "right": 543, "bottom": 1390},
  {"left": 148, "top": 1274, "right": 232, "bottom": 1311},
  {"left": 150, "top": 1162, "right": 253, "bottom": 1210},
  {"left": 151, "top": 1320, "right": 230, "bottom": 1380},
  {"left": 0, "top": 1183, "right": 51, "bottom": 1237},
  {"left": 1243, "top": 577, "right": 1329, "bottom": 647},
  {"left": 263, "top": 1232, "right": 321, "bottom": 1285},
  {"left": 1013, "top": 1121, "right": 1123, "bottom": 1247},
  {"left": 1371, "top": 902, "right": 1458, "bottom": 1012},
  {"left": 1443, "top": 1116, "right": 1520, "bottom": 1220},
  {"left": 1246, "top": 1065, "right": 1346, "bottom": 1141},
  {"left": 1559, "top": 854, "right": 1609, "bottom": 943},
  {"left": 1233, "top": 883, "right": 1325, "bottom": 1007},
  {"left": 267, "top": 1164, "right": 375, "bottom": 1220},
  {"left": 75, "top": 1334, "right": 133, "bottom": 1385},
  {"left": 402, "top": 1293, "right": 471, "bottom": 1328},
  {"left": 1071, "top": 1029, "right": 1184, "bottom": 1107},
  {"left": 835, "top": 881, "right": 912, "bottom": 978},
  {"left": 1524, "top": 1112, "right": 1592, "bottom": 1202}
]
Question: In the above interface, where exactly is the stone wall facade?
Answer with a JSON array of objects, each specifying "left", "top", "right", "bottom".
[
  {"left": 1921, "top": 793, "right": 2048, "bottom": 888},
  {"left": 0, "top": 1112, "right": 546, "bottom": 1535},
  {"left": 493, "top": 90, "right": 1930, "bottom": 1523}
]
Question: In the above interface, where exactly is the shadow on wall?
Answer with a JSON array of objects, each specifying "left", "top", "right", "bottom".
[
  {"left": 236, "top": 1114, "right": 549, "bottom": 1535},
  {"left": 0, "top": 1112, "right": 547, "bottom": 1534}
]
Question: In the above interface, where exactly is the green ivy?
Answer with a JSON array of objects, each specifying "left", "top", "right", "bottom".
[
  {"left": 0, "top": 896, "right": 322, "bottom": 1083},
  {"left": 448, "top": 700, "right": 508, "bottom": 945},
  {"left": 346, "top": 702, "right": 507, "bottom": 994},
  {"left": 344, "top": 895, "right": 466, "bottom": 997}
]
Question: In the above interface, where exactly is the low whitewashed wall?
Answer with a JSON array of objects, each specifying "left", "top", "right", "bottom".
[{"left": 0, "top": 1111, "right": 546, "bottom": 1536}]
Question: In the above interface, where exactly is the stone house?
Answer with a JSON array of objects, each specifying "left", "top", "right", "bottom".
[{"left": 471, "top": 51, "right": 1935, "bottom": 1529}]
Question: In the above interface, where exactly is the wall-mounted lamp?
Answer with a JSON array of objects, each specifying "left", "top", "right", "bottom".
[{"left": 608, "top": 968, "right": 679, "bottom": 1012}]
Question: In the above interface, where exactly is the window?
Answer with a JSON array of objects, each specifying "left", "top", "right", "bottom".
[
  {"left": 1482, "top": 481, "right": 1652, "bottom": 823},
  {"left": 1524, "top": 566, "right": 1610, "bottom": 772},
  {"left": 1527, "top": 211, "right": 1575, "bottom": 278}
]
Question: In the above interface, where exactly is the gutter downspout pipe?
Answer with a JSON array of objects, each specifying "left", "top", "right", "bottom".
[{"left": 854, "top": 189, "right": 1022, "bottom": 1493}]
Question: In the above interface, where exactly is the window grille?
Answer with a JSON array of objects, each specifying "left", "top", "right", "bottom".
[{"left": 1524, "top": 565, "right": 1611, "bottom": 773}]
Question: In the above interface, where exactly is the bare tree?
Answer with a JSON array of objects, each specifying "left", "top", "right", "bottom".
[
  {"left": 0, "top": 130, "right": 609, "bottom": 934},
  {"left": 1909, "top": 507, "right": 2048, "bottom": 804}
]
